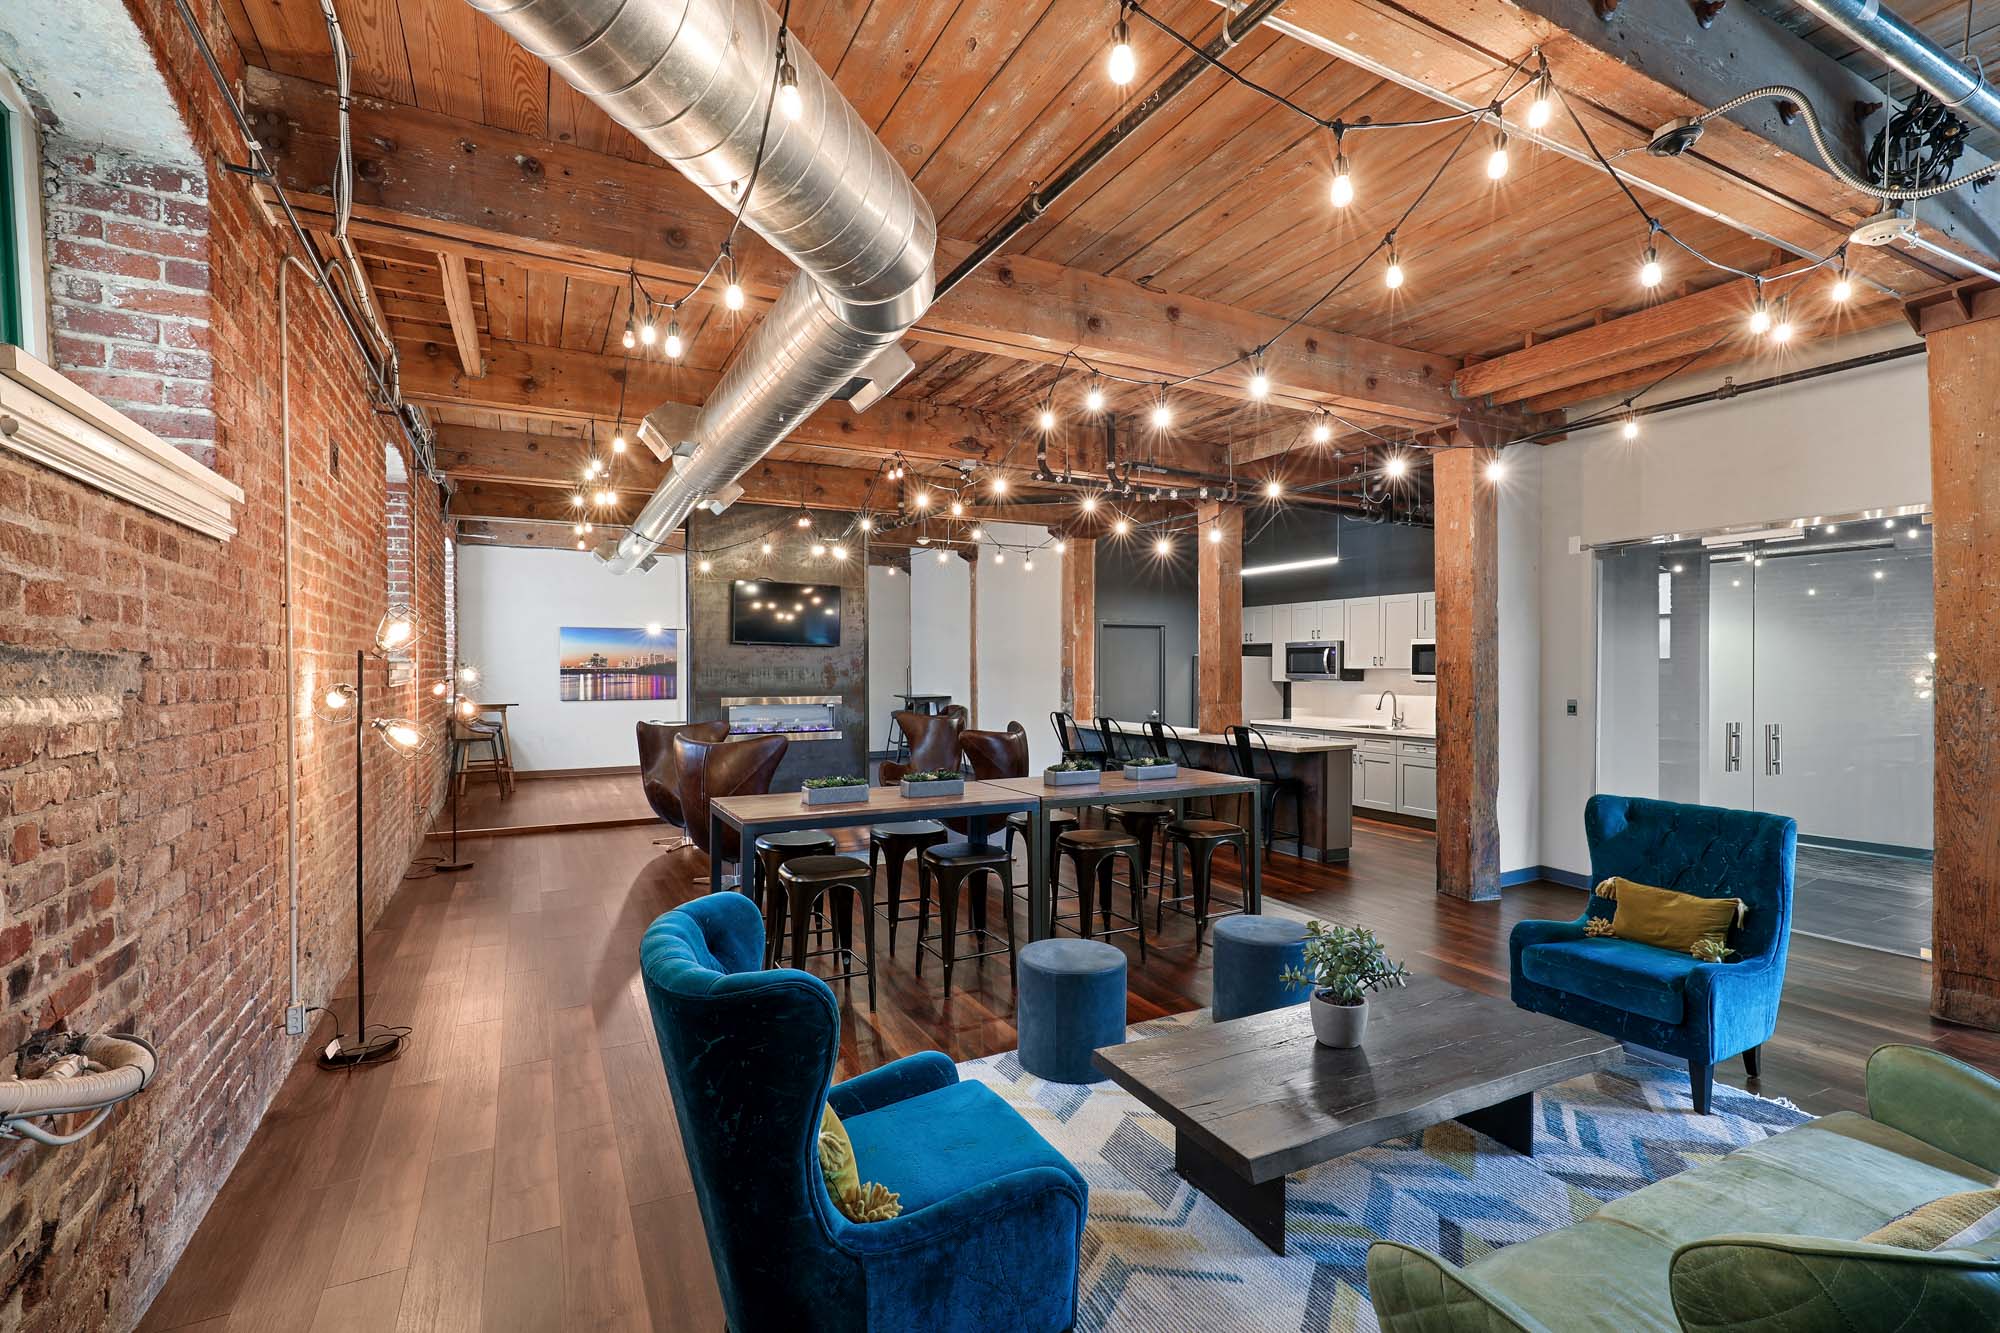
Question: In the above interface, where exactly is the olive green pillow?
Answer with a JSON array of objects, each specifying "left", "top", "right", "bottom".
[
  {"left": 1862, "top": 1189, "right": 2000, "bottom": 1251},
  {"left": 816, "top": 1104, "right": 901, "bottom": 1223},
  {"left": 1594, "top": 877, "right": 1744, "bottom": 954}
]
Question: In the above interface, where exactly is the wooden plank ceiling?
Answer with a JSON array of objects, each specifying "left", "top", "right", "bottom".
[{"left": 227, "top": 0, "right": 1897, "bottom": 524}]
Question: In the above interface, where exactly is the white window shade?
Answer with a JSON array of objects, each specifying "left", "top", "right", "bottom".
[{"left": 0, "top": 345, "right": 241, "bottom": 540}]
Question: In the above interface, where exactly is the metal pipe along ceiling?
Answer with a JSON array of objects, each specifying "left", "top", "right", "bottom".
[
  {"left": 466, "top": 0, "right": 937, "bottom": 572},
  {"left": 1791, "top": 0, "right": 2000, "bottom": 143}
]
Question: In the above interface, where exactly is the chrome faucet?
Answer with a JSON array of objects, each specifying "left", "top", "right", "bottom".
[{"left": 1376, "top": 689, "right": 1406, "bottom": 730}]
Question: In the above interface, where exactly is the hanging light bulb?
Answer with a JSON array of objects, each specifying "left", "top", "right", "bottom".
[
  {"left": 323, "top": 683, "right": 354, "bottom": 712},
  {"left": 1384, "top": 454, "right": 1409, "bottom": 479},
  {"left": 1149, "top": 388, "right": 1171, "bottom": 429},
  {"left": 796, "top": 513, "right": 813, "bottom": 528},
  {"left": 913, "top": 490, "right": 931, "bottom": 510},
  {"left": 1771, "top": 307, "right": 1796, "bottom": 344},
  {"left": 1639, "top": 244, "right": 1663, "bottom": 289},
  {"left": 1112, "top": 517, "right": 1131, "bottom": 536},
  {"left": 639, "top": 312, "right": 658, "bottom": 346},
  {"left": 1263, "top": 478, "right": 1282, "bottom": 499},
  {"left": 1384, "top": 242, "right": 1405, "bottom": 291},
  {"left": 664, "top": 319, "right": 684, "bottom": 360},
  {"left": 949, "top": 499, "right": 964, "bottom": 518},
  {"left": 724, "top": 279, "right": 745, "bottom": 311},
  {"left": 1485, "top": 454, "right": 1507, "bottom": 483},
  {"left": 570, "top": 492, "right": 584, "bottom": 508},
  {"left": 1747, "top": 291, "right": 1772, "bottom": 335},
  {"left": 936, "top": 549, "right": 949, "bottom": 564},
  {"left": 857, "top": 515, "right": 874, "bottom": 532},
  {"left": 573, "top": 522, "right": 585, "bottom": 536},
  {"left": 611, "top": 431, "right": 627, "bottom": 453},
  {"left": 1330, "top": 148, "right": 1355, "bottom": 208},
  {"left": 596, "top": 489, "right": 615, "bottom": 506},
  {"left": 1247, "top": 355, "right": 1270, "bottom": 400},
  {"left": 1485, "top": 130, "right": 1510, "bottom": 181},
  {"left": 576, "top": 539, "right": 587, "bottom": 550},
  {"left": 585, "top": 458, "right": 601, "bottom": 477},
  {"left": 1023, "top": 557, "right": 1034, "bottom": 571},
  {"left": 1108, "top": 12, "right": 1136, "bottom": 86},
  {"left": 1207, "top": 524, "right": 1223, "bottom": 544},
  {"left": 761, "top": 540, "right": 775, "bottom": 554},
  {"left": 1153, "top": 536, "right": 1172, "bottom": 557},
  {"left": 993, "top": 550, "right": 1005, "bottom": 565},
  {"left": 1054, "top": 539, "right": 1068, "bottom": 554},
  {"left": 777, "top": 57, "right": 802, "bottom": 121},
  {"left": 969, "top": 526, "right": 985, "bottom": 542},
  {"left": 1621, "top": 410, "right": 1640, "bottom": 441},
  {"left": 1831, "top": 268, "right": 1853, "bottom": 303},
  {"left": 1083, "top": 378, "right": 1106, "bottom": 413},
  {"left": 582, "top": 522, "right": 593, "bottom": 534},
  {"left": 1526, "top": 70, "right": 1555, "bottom": 130},
  {"left": 1311, "top": 417, "right": 1332, "bottom": 444},
  {"left": 621, "top": 315, "right": 637, "bottom": 350},
  {"left": 1080, "top": 493, "right": 1099, "bottom": 514},
  {"left": 810, "top": 542, "right": 827, "bottom": 558},
  {"left": 1037, "top": 404, "right": 1056, "bottom": 431},
  {"left": 697, "top": 558, "right": 713, "bottom": 573},
  {"left": 991, "top": 475, "right": 1009, "bottom": 496}
]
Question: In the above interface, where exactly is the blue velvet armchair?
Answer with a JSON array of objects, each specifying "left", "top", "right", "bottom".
[
  {"left": 1510, "top": 795, "right": 1797, "bottom": 1115},
  {"left": 641, "top": 893, "right": 1088, "bottom": 1332}
]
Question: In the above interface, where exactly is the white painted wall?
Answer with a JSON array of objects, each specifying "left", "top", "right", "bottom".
[
  {"left": 1497, "top": 448, "right": 1542, "bottom": 876},
  {"left": 866, "top": 565, "right": 910, "bottom": 755},
  {"left": 972, "top": 523, "right": 1064, "bottom": 771},
  {"left": 1532, "top": 330, "right": 1931, "bottom": 875},
  {"left": 458, "top": 543, "right": 687, "bottom": 771},
  {"left": 908, "top": 549, "right": 970, "bottom": 706},
  {"left": 1289, "top": 676, "right": 1437, "bottom": 730}
]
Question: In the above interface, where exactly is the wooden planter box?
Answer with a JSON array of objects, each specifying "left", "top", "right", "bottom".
[
  {"left": 898, "top": 776, "right": 965, "bottom": 798},
  {"left": 1044, "top": 767, "right": 1101, "bottom": 788},
  {"left": 1123, "top": 762, "right": 1179, "bottom": 781},
  {"left": 801, "top": 783, "right": 869, "bottom": 806}
]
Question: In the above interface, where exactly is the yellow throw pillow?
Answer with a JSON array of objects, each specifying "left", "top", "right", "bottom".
[
  {"left": 1862, "top": 1189, "right": 2000, "bottom": 1251},
  {"left": 1594, "top": 877, "right": 1744, "bottom": 955},
  {"left": 816, "top": 1104, "right": 902, "bottom": 1223}
]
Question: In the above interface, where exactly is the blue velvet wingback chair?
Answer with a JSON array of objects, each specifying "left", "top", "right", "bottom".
[
  {"left": 641, "top": 893, "right": 1088, "bottom": 1332},
  {"left": 1510, "top": 795, "right": 1797, "bottom": 1115}
]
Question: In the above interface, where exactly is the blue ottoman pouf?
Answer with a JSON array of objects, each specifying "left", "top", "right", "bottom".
[
  {"left": 1017, "top": 938, "right": 1127, "bottom": 1084},
  {"left": 1211, "top": 914, "right": 1311, "bottom": 1022}
]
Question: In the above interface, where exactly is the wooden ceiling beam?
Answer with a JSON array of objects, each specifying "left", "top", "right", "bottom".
[
  {"left": 1239, "top": 0, "right": 1998, "bottom": 287},
  {"left": 436, "top": 251, "right": 484, "bottom": 377},
  {"left": 243, "top": 67, "right": 1503, "bottom": 431}
]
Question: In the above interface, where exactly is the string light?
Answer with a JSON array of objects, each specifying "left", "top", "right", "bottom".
[
  {"left": 950, "top": 499, "right": 965, "bottom": 518},
  {"left": 936, "top": 549, "right": 949, "bottom": 564},
  {"left": 1112, "top": 517, "right": 1131, "bottom": 536},
  {"left": 761, "top": 540, "right": 775, "bottom": 554},
  {"left": 1639, "top": 244, "right": 1663, "bottom": 289},
  {"left": 1330, "top": 142, "right": 1355, "bottom": 208},
  {"left": 1023, "top": 557, "right": 1034, "bottom": 571},
  {"left": 830, "top": 544, "right": 848, "bottom": 561},
  {"left": 969, "top": 526, "right": 985, "bottom": 541},
  {"left": 777, "top": 57, "right": 802, "bottom": 121},
  {"left": 1526, "top": 68, "right": 1554, "bottom": 129},
  {"left": 993, "top": 550, "right": 1005, "bottom": 565},
  {"left": 1108, "top": 9, "right": 1136, "bottom": 86},
  {"left": 1384, "top": 454, "right": 1409, "bottom": 479},
  {"left": 1037, "top": 404, "right": 1056, "bottom": 431},
  {"left": 1621, "top": 410, "right": 1640, "bottom": 441},
  {"left": 621, "top": 315, "right": 636, "bottom": 350},
  {"left": 698, "top": 558, "right": 713, "bottom": 573},
  {"left": 585, "top": 458, "right": 601, "bottom": 477},
  {"left": 1384, "top": 241, "right": 1405, "bottom": 291},
  {"left": 1831, "top": 268, "right": 1853, "bottom": 303},
  {"left": 576, "top": 539, "right": 587, "bottom": 550},
  {"left": 1263, "top": 478, "right": 1282, "bottom": 498},
  {"left": 1247, "top": 354, "right": 1270, "bottom": 400},
  {"left": 1054, "top": 539, "right": 1068, "bottom": 554},
  {"left": 1080, "top": 493, "right": 1099, "bottom": 514},
  {"left": 1748, "top": 289, "right": 1772, "bottom": 335},
  {"left": 810, "top": 542, "right": 827, "bottom": 557},
  {"left": 991, "top": 475, "right": 1009, "bottom": 495},
  {"left": 639, "top": 312, "right": 658, "bottom": 346},
  {"left": 664, "top": 319, "right": 684, "bottom": 360},
  {"left": 1149, "top": 388, "right": 1172, "bottom": 429},
  {"left": 1485, "top": 455, "right": 1507, "bottom": 483},
  {"left": 722, "top": 244, "right": 745, "bottom": 311},
  {"left": 1310, "top": 417, "right": 1332, "bottom": 444},
  {"left": 571, "top": 492, "right": 584, "bottom": 507},
  {"left": 573, "top": 522, "right": 585, "bottom": 536},
  {"left": 611, "top": 431, "right": 627, "bottom": 453},
  {"left": 595, "top": 489, "right": 615, "bottom": 506},
  {"left": 1153, "top": 536, "right": 1172, "bottom": 557},
  {"left": 797, "top": 513, "right": 813, "bottom": 528},
  {"left": 857, "top": 515, "right": 874, "bottom": 532},
  {"left": 1207, "top": 524, "right": 1223, "bottom": 543},
  {"left": 1771, "top": 301, "right": 1796, "bottom": 344},
  {"left": 1084, "top": 378, "right": 1106, "bottom": 412},
  {"left": 1485, "top": 130, "right": 1510, "bottom": 181}
]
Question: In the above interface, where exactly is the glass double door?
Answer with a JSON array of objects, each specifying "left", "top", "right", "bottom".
[{"left": 1596, "top": 520, "right": 1934, "bottom": 858}]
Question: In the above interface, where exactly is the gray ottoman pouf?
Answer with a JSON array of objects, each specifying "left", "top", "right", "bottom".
[
  {"left": 1017, "top": 938, "right": 1127, "bottom": 1083},
  {"left": 1211, "top": 914, "right": 1311, "bottom": 1021}
]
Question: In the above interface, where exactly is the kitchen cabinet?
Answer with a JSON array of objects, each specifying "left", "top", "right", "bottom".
[
  {"left": 1395, "top": 739, "right": 1437, "bottom": 819},
  {"left": 1352, "top": 739, "right": 1397, "bottom": 812},
  {"left": 1316, "top": 599, "right": 1346, "bottom": 647},
  {"left": 1243, "top": 605, "right": 1273, "bottom": 646},
  {"left": 1344, "top": 596, "right": 1384, "bottom": 668},
  {"left": 1417, "top": 592, "right": 1436, "bottom": 638},
  {"left": 1382, "top": 594, "right": 1420, "bottom": 668}
]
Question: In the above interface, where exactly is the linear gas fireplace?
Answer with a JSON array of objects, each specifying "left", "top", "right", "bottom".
[{"left": 721, "top": 695, "right": 843, "bottom": 742}]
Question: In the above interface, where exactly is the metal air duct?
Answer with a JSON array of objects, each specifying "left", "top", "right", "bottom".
[
  {"left": 467, "top": 0, "right": 936, "bottom": 572},
  {"left": 1791, "top": 0, "right": 2000, "bottom": 144}
]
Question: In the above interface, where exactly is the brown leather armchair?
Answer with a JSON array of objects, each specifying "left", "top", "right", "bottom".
[
  {"left": 960, "top": 721, "right": 1029, "bottom": 780},
  {"left": 637, "top": 721, "right": 729, "bottom": 828},
  {"left": 882, "top": 708, "right": 965, "bottom": 784},
  {"left": 673, "top": 732, "right": 790, "bottom": 865}
]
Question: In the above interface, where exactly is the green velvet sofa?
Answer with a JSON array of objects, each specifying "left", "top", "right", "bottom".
[{"left": 1367, "top": 1045, "right": 2000, "bottom": 1331}]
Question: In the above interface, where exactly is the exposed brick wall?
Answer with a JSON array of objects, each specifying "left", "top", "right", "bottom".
[
  {"left": 0, "top": 1, "right": 450, "bottom": 1327},
  {"left": 41, "top": 141, "right": 216, "bottom": 467}
]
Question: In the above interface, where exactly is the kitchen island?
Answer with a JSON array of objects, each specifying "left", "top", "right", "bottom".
[
  {"left": 1249, "top": 715, "right": 1438, "bottom": 826},
  {"left": 1095, "top": 720, "right": 1356, "bottom": 863}
]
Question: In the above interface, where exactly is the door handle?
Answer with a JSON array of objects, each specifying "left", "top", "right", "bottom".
[
  {"left": 1764, "top": 723, "right": 1782, "bottom": 776},
  {"left": 1725, "top": 722, "right": 1741, "bottom": 772}
]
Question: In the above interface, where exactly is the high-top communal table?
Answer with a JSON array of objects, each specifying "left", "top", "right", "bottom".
[
  {"left": 707, "top": 781, "right": 1041, "bottom": 901},
  {"left": 981, "top": 767, "right": 1263, "bottom": 940},
  {"left": 1093, "top": 974, "right": 1623, "bottom": 1253}
]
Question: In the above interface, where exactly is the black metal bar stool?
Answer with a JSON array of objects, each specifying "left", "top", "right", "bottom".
[
  {"left": 1054, "top": 827, "right": 1148, "bottom": 961},
  {"left": 774, "top": 854, "right": 877, "bottom": 1010},
  {"left": 1005, "top": 807, "right": 1076, "bottom": 888},
  {"left": 870, "top": 820, "right": 948, "bottom": 954},
  {"left": 1158, "top": 818, "right": 1249, "bottom": 951},
  {"left": 754, "top": 830, "right": 836, "bottom": 965},
  {"left": 1226, "top": 724, "right": 1307, "bottom": 862},
  {"left": 915, "top": 840, "right": 1017, "bottom": 996}
]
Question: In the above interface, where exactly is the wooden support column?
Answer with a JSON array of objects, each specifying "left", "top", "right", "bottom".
[
  {"left": 1061, "top": 538, "right": 1096, "bottom": 718},
  {"left": 1928, "top": 313, "right": 2000, "bottom": 1029},
  {"left": 1197, "top": 502, "right": 1243, "bottom": 735},
  {"left": 1433, "top": 443, "right": 1500, "bottom": 902}
]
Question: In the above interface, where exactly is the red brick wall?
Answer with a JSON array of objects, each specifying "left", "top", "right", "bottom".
[{"left": 0, "top": 1, "right": 450, "bottom": 1326}]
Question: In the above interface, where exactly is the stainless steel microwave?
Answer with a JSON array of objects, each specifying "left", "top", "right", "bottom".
[
  {"left": 1284, "top": 641, "right": 1361, "bottom": 681},
  {"left": 1410, "top": 638, "right": 1437, "bottom": 682}
]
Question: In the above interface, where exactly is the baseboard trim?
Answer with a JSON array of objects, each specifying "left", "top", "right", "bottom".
[
  {"left": 1500, "top": 865, "right": 1590, "bottom": 890},
  {"left": 512, "top": 765, "right": 641, "bottom": 780},
  {"left": 1797, "top": 834, "right": 1933, "bottom": 862}
]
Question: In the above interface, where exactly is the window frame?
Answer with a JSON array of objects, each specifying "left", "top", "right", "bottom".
[{"left": 0, "top": 63, "right": 50, "bottom": 359}]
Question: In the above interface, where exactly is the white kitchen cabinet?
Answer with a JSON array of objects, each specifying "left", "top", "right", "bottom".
[
  {"left": 1270, "top": 606, "right": 1297, "bottom": 681},
  {"left": 1395, "top": 740, "right": 1437, "bottom": 819},
  {"left": 1353, "top": 742, "right": 1398, "bottom": 812},
  {"left": 1344, "top": 596, "right": 1384, "bottom": 668},
  {"left": 1382, "top": 594, "right": 1420, "bottom": 668},
  {"left": 1315, "top": 599, "right": 1346, "bottom": 647},
  {"left": 1417, "top": 591, "right": 1436, "bottom": 638},
  {"left": 1243, "top": 604, "right": 1273, "bottom": 645}
]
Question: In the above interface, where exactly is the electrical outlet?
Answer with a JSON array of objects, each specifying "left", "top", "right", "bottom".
[
  {"left": 1567, "top": 699, "right": 1579, "bottom": 717},
  {"left": 285, "top": 1005, "right": 308, "bottom": 1036}
]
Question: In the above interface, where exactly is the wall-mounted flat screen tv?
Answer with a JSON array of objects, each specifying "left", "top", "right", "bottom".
[{"left": 730, "top": 579, "right": 842, "bottom": 647}]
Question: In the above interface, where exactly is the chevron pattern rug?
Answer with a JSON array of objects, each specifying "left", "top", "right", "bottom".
[{"left": 957, "top": 1012, "right": 1809, "bottom": 1333}]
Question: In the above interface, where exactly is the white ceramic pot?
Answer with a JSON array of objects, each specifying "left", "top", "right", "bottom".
[{"left": 1309, "top": 993, "right": 1368, "bottom": 1048}]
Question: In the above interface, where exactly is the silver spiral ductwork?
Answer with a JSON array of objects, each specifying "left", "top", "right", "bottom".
[{"left": 468, "top": 0, "right": 936, "bottom": 572}]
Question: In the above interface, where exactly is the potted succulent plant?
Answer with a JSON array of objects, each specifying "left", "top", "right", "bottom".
[
  {"left": 1122, "top": 753, "right": 1178, "bottom": 781},
  {"left": 801, "top": 774, "right": 869, "bottom": 806},
  {"left": 898, "top": 768, "right": 965, "bottom": 798},
  {"left": 1280, "top": 921, "right": 1411, "bottom": 1048},
  {"left": 1043, "top": 759, "right": 1102, "bottom": 788}
]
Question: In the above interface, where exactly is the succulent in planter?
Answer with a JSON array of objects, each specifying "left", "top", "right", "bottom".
[
  {"left": 803, "top": 775, "right": 868, "bottom": 789},
  {"left": 903, "top": 769, "right": 963, "bottom": 783},
  {"left": 1280, "top": 921, "right": 1411, "bottom": 1048},
  {"left": 1047, "top": 760, "right": 1099, "bottom": 772},
  {"left": 1127, "top": 754, "right": 1174, "bottom": 767}
]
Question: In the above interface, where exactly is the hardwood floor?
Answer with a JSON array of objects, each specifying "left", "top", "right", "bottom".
[
  {"left": 140, "top": 798, "right": 2000, "bottom": 1331},
  {"left": 443, "top": 771, "right": 657, "bottom": 836}
]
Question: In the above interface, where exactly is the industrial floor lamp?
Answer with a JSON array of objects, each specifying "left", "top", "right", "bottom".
[{"left": 316, "top": 608, "right": 428, "bottom": 1070}]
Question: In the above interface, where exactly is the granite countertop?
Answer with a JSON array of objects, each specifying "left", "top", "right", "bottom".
[
  {"left": 1250, "top": 714, "right": 1439, "bottom": 742},
  {"left": 1099, "top": 719, "right": 1355, "bottom": 755}
]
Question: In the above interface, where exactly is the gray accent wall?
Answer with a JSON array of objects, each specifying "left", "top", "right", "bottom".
[
  {"left": 1243, "top": 510, "right": 1434, "bottom": 606},
  {"left": 1094, "top": 539, "right": 1198, "bottom": 727}
]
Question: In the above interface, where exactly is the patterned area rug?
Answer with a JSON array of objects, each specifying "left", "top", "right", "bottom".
[{"left": 957, "top": 1012, "right": 1809, "bottom": 1333}]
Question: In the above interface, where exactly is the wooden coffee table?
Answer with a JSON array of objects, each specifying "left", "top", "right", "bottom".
[{"left": 1092, "top": 974, "right": 1621, "bottom": 1253}]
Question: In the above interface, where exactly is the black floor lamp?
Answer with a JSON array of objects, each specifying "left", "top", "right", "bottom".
[
  {"left": 316, "top": 607, "right": 428, "bottom": 1070},
  {"left": 431, "top": 691, "right": 480, "bottom": 874}
]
